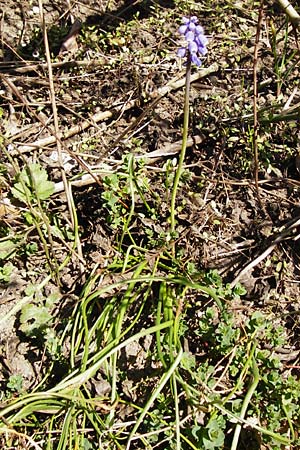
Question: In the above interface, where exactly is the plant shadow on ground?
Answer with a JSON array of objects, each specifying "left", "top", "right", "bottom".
[{"left": 3, "top": 0, "right": 176, "bottom": 61}]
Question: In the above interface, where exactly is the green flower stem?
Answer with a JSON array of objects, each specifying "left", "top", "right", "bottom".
[
  {"left": 125, "top": 348, "right": 183, "bottom": 450},
  {"left": 231, "top": 353, "right": 260, "bottom": 450},
  {"left": 170, "top": 60, "right": 191, "bottom": 235},
  {"left": 172, "top": 374, "right": 181, "bottom": 450}
]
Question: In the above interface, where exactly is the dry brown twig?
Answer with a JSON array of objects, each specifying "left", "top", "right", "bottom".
[
  {"left": 253, "top": 1, "right": 264, "bottom": 210},
  {"left": 0, "top": 58, "right": 107, "bottom": 74},
  {"left": 38, "top": 0, "right": 69, "bottom": 210},
  {"left": 53, "top": 135, "right": 203, "bottom": 193},
  {"left": 11, "top": 62, "right": 218, "bottom": 155},
  {"left": 276, "top": 0, "right": 300, "bottom": 25},
  {"left": 0, "top": 16, "right": 103, "bottom": 189},
  {"left": 231, "top": 215, "right": 300, "bottom": 287},
  {"left": 38, "top": 0, "right": 85, "bottom": 271}
]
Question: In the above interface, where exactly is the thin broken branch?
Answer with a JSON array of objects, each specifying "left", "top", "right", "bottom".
[
  {"left": 276, "top": 0, "right": 300, "bottom": 25},
  {"left": 53, "top": 135, "right": 203, "bottom": 193}
]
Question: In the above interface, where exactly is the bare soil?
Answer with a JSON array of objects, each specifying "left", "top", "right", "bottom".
[{"left": 0, "top": 0, "right": 300, "bottom": 447}]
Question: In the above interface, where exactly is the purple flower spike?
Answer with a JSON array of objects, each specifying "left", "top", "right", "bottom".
[{"left": 177, "top": 16, "right": 208, "bottom": 67}]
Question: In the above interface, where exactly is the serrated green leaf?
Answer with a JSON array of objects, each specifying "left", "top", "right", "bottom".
[
  {"left": 202, "top": 438, "right": 215, "bottom": 450},
  {"left": 0, "top": 262, "right": 14, "bottom": 282},
  {"left": 45, "top": 292, "right": 61, "bottom": 308},
  {"left": 11, "top": 163, "right": 54, "bottom": 203}
]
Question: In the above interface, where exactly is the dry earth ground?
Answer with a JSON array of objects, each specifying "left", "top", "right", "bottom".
[{"left": 0, "top": 0, "right": 300, "bottom": 449}]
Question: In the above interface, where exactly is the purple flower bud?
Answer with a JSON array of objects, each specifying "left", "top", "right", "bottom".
[
  {"left": 177, "top": 47, "right": 186, "bottom": 57},
  {"left": 191, "top": 53, "right": 202, "bottom": 66},
  {"left": 195, "top": 25, "right": 204, "bottom": 35},
  {"left": 185, "top": 31, "right": 195, "bottom": 42},
  {"left": 188, "top": 41, "right": 198, "bottom": 54},
  {"left": 196, "top": 35, "right": 208, "bottom": 47},
  {"left": 179, "top": 24, "right": 188, "bottom": 35},
  {"left": 198, "top": 45, "right": 208, "bottom": 56}
]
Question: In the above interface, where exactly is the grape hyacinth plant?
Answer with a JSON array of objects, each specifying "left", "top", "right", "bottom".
[{"left": 170, "top": 17, "right": 208, "bottom": 235}]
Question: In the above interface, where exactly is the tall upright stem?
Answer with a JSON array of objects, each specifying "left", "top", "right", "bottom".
[{"left": 170, "top": 60, "right": 191, "bottom": 235}]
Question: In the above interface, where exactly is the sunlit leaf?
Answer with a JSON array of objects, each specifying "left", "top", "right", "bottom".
[{"left": 11, "top": 163, "right": 54, "bottom": 203}]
